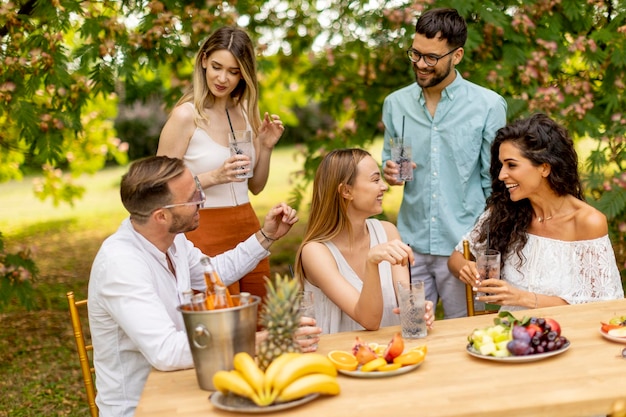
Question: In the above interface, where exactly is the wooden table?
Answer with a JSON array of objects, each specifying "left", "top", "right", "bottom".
[{"left": 135, "top": 298, "right": 626, "bottom": 417}]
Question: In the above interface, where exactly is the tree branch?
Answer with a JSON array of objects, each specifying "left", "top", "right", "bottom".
[{"left": 0, "top": 0, "right": 38, "bottom": 38}]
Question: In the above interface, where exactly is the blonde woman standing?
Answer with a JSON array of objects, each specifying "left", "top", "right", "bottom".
[{"left": 158, "top": 27, "right": 284, "bottom": 300}]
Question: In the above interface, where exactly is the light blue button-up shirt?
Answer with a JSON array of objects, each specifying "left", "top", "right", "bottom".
[{"left": 382, "top": 71, "right": 507, "bottom": 256}]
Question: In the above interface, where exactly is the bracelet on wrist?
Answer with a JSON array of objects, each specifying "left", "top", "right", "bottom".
[{"left": 260, "top": 228, "right": 276, "bottom": 242}]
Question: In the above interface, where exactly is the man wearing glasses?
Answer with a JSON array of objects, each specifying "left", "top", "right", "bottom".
[
  {"left": 87, "top": 156, "right": 311, "bottom": 417},
  {"left": 381, "top": 8, "right": 507, "bottom": 319}
]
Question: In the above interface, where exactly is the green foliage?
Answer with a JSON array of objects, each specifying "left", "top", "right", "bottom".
[
  {"left": 0, "top": 232, "right": 37, "bottom": 310},
  {"left": 2, "top": 0, "right": 626, "bottom": 296}
]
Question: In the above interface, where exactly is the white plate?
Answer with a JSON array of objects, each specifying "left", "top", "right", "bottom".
[
  {"left": 209, "top": 392, "right": 319, "bottom": 414},
  {"left": 599, "top": 328, "right": 626, "bottom": 344},
  {"left": 338, "top": 361, "right": 422, "bottom": 378},
  {"left": 466, "top": 340, "right": 571, "bottom": 363}
]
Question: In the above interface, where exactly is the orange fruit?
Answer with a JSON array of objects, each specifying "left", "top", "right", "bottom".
[
  {"left": 327, "top": 350, "right": 359, "bottom": 371},
  {"left": 360, "top": 357, "right": 387, "bottom": 372},
  {"left": 393, "top": 349, "right": 425, "bottom": 366},
  {"left": 409, "top": 345, "right": 428, "bottom": 355},
  {"left": 378, "top": 362, "right": 402, "bottom": 372}
]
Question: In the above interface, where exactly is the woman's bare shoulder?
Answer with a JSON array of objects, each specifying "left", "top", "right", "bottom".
[
  {"left": 379, "top": 219, "right": 401, "bottom": 238},
  {"left": 574, "top": 202, "right": 608, "bottom": 240},
  {"left": 168, "top": 101, "right": 196, "bottom": 122}
]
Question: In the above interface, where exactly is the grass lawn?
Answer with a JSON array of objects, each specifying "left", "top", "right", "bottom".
[{"left": 0, "top": 141, "right": 403, "bottom": 416}]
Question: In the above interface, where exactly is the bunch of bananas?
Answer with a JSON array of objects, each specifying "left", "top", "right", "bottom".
[{"left": 213, "top": 352, "right": 340, "bottom": 406}]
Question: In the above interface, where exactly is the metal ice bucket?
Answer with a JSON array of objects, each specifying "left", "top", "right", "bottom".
[{"left": 178, "top": 295, "right": 260, "bottom": 391}]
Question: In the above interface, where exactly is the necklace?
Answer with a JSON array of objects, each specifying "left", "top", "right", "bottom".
[{"left": 535, "top": 198, "right": 567, "bottom": 223}]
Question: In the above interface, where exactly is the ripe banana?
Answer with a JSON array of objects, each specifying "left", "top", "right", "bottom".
[
  {"left": 270, "top": 353, "right": 338, "bottom": 396},
  {"left": 262, "top": 352, "right": 301, "bottom": 398},
  {"left": 233, "top": 352, "right": 267, "bottom": 403},
  {"left": 212, "top": 370, "right": 263, "bottom": 406},
  {"left": 275, "top": 373, "right": 340, "bottom": 403}
]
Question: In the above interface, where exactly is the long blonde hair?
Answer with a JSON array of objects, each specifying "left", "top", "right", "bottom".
[
  {"left": 294, "top": 148, "right": 371, "bottom": 285},
  {"left": 176, "top": 26, "right": 261, "bottom": 134}
]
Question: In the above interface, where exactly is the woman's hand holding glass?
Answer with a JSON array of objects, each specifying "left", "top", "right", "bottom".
[
  {"left": 392, "top": 300, "right": 435, "bottom": 331},
  {"left": 295, "top": 316, "right": 321, "bottom": 353}
]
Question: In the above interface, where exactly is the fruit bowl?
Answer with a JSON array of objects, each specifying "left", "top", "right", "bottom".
[
  {"left": 210, "top": 392, "right": 319, "bottom": 414},
  {"left": 336, "top": 361, "right": 423, "bottom": 378},
  {"left": 327, "top": 333, "right": 427, "bottom": 378},
  {"left": 599, "top": 315, "right": 626, "bottom": 344},
  {"left": 466, "top": 340, "right": 571, "bottom": 363},
  {"left": 467, "top": 312, "right": 570, "bottom": 360}
]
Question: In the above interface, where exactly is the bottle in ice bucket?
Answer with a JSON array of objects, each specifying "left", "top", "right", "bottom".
[
  {"left": 213, "top": 286, "right": 228, "bottom": 309},
  {"left": 201, "top": 257, "right": 234, "bottom": 309},
  {"left": 191, "top": 293, "right": 207, "bottom": 311},
  {"left": 181, "top": 289, "right": 194, "bottom": 310},
  {"left": 239, "top": 291, "right": 251, "bottom": 306}
]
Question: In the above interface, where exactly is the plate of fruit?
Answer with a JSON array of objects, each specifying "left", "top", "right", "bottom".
[
  {"left": 466, "top": 312, "right": 570, "bottom": 363},
  {"left": 210, "top": 352, "right": 339, "bottom": 413},
  {"left": 599, "top": 315, "right": 626, "bottom": 344},
  {"left": 327, "top": 332, "right": 427, "bottom": 378}
]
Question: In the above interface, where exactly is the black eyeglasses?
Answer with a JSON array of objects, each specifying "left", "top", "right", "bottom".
[
  {"left": 161, "top": 176, "right": 206, "bottom": 210},
  {"left": 406, "top": 47, "right": 460, "bottom": 67}
]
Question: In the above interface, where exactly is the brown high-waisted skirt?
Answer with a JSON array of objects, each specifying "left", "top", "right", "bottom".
[{"left": 185, "top": 203, "right": 270, "bottom": 302}]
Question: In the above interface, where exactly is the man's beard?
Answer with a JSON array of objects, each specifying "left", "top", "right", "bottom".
[
  {"left": 169, "top": 211, "right": 199, "bottom": 234},
  {"left": 414, "top": 60, "right": 454, "bottom": 89}
]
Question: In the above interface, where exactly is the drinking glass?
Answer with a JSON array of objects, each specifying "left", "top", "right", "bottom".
[
  {"left": 390, "top": 137, "right": 413, "bottom": 182},
  {"left": 296, "top": 290, "right": 317, "bottom": 350},
  {"left": 476, "top": 249, "right": 501, "bottom": 282},
  {"left": 228, "top": 130, "right": 253, "bottom": 179},
  {"left": 298, "top": 290, "right": 315, "bottom": 320},
  {"left": 396, "top": 281, "right": 427, "bottom": 338},
  {"left": 476, "top": 249, "right": 501, "bottom": 307}
]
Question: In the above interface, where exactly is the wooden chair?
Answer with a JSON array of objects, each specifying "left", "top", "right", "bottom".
[
  {"left": 463, "top": 240, "right": 498, "bottom": 317},
  {"left": 67, "top": 291, "right": 98, "bottom": 417}
]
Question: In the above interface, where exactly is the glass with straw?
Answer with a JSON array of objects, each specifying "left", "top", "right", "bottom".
[
  {"left": 390, "top": 115, "right": 413, "bottom": 181},
  {"left": 226, "top": 109, "right": 253, "bottom": 179}
]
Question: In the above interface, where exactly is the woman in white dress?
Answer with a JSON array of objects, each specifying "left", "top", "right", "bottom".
[
  {"left": 449, "top": 113, "right": 624, "bottom": 310},
  {"left": 294, "top": 149, "right": 435, "bottom": 334}
]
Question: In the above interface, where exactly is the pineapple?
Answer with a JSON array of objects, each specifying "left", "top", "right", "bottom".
[{"left": 256, "top": 274, "right": 301, "bottom": 371}]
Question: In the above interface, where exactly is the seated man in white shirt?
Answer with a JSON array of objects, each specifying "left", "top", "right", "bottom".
[{"left": 88, "top": 155, "right": 316, "bottom": 417}]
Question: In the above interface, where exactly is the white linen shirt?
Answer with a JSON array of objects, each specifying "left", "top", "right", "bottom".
[{"left": 88, "top": 218, "right": 269, "bottom": 417}]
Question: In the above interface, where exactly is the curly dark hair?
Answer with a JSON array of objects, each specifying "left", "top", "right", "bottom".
[{"left": 478, "top": 113, "right": 583, "bottom": 266}]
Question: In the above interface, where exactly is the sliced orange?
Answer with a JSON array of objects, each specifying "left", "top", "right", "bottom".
[
  {"left": 327, "top": 350, "right": 359, "bottom": 371},
  {"left": 393, "top": 349, "right": 425, "bottom": 366},
  {"left": 368, "top": 342, "right": 386, "bottom": 355},
  {"left": 360, "top": 357, "right": 387, "bottom": 372},
  {"left": 409, "top": 345, "right": 428, "bottom": 355},
  {"left": 378, "top": 362, "right": 402, "bottom": 372}
]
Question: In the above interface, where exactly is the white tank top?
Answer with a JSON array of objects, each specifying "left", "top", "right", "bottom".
[{"left": 182, "top": 105, "right": 253, "bottom": 208}]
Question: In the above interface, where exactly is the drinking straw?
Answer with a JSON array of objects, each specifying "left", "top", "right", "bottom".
[
  {"left": 400, "top": 115, "right": 406, "bottom": 156},
  {"left": 225, "top": 109, "right": 242, "bottom": 154},
  {"left": 225, "top": 108, "right": 235, "bottom": 136},
  {"left": 407, "top": 243, "right": 412, "bottom": 289}
]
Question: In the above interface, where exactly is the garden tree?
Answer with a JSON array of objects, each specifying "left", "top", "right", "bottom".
[
  {"left": 0, "top": 0, "right": 625, "bottom": 309},
  {"left": 254, "top": 0, "right": 626, "bottom": 275}
]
